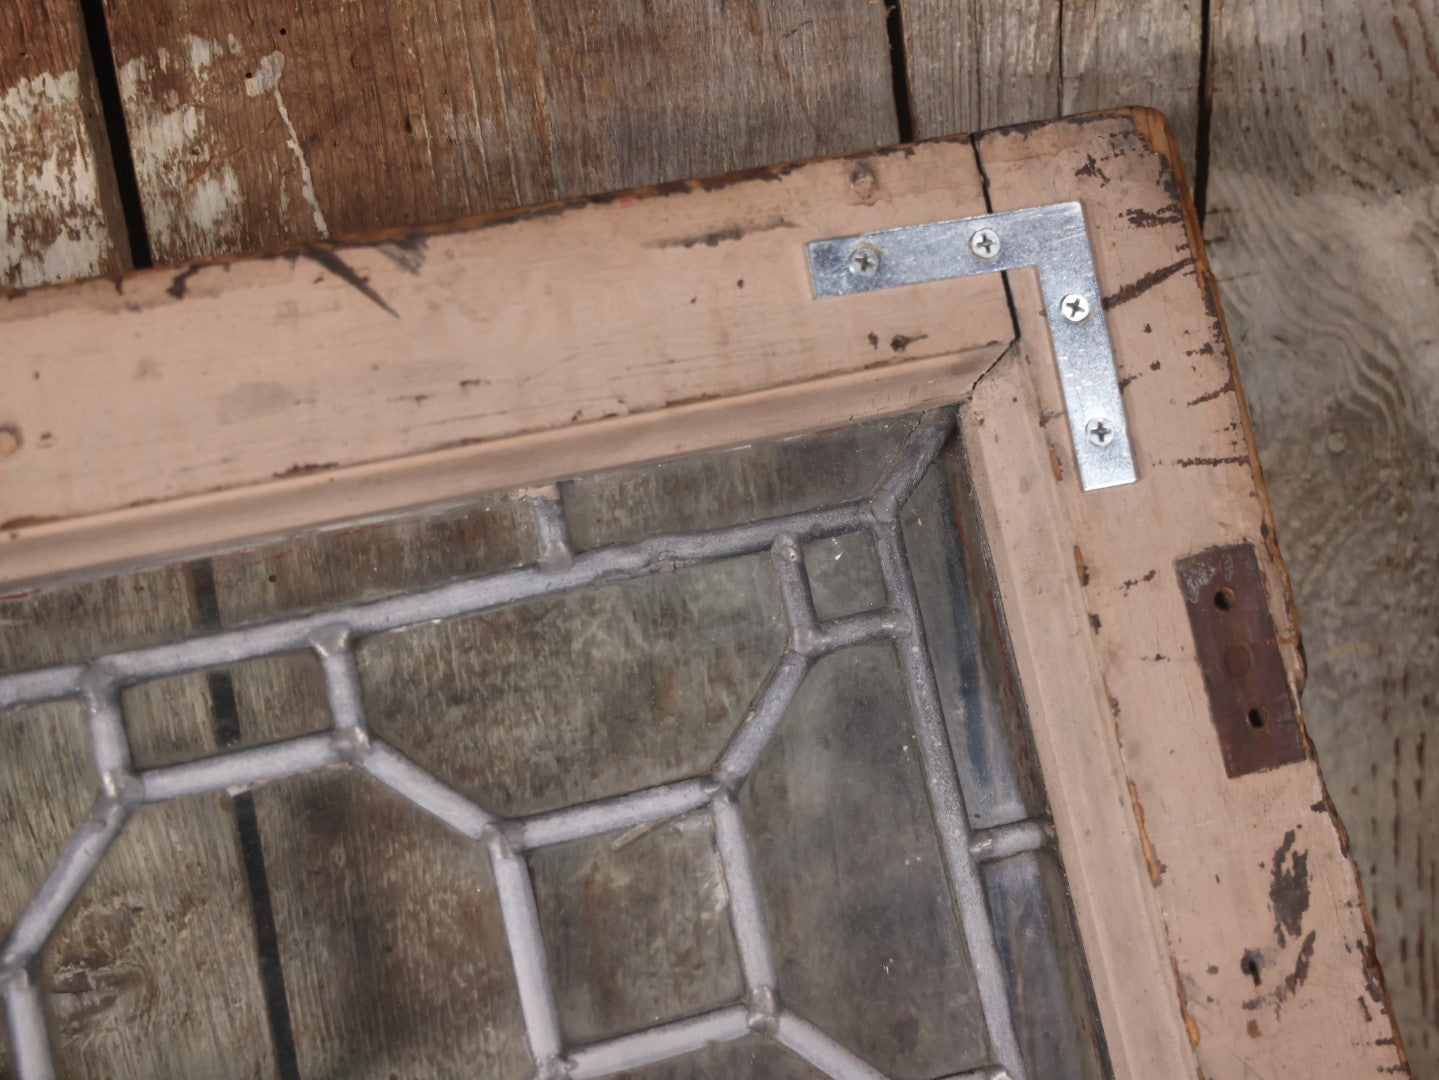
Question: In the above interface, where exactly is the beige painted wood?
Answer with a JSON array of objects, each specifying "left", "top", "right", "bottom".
[
  {"left": 966, "top": 108, "right": 1404, "bottom": 1078},
  {"left": 901, "top": 1, "right": 1202, "bottom": 182},
  {"left": 103, "top": 0, "right": 896, "bottom": 263},
  {"left": 0, "top": 141, "right": 1011, "bottom": 585},
  {"left": 1205, "top": 1, "right": 1439, "bottom": 1067},
  {"left": 0, "top": 0, "right": 128, "bottom": 288}
]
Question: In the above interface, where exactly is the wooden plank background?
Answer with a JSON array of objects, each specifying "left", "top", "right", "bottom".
[{"left": 1, "top": 0, "right": 1434, "bottom": 1071}]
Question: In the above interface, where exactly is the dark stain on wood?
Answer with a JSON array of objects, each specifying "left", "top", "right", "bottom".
[
  {"left": 1270, "top": 829, "right": 1311, "bottom": 948},
  {"left": 1174, "top": 455, "right": 1249, "bottom": 467},
  {"left": 271, "top": 462, "right": 338, "bottom": 480},
  {"left": 890, "top": 332, "right": 929, "bottom": 352},
  {"left": 1187, "top": 373, "right": 1235, "bottom": 406},
  {"left": 1124, "top": 204, "right": 1184, "bottom": 228},
  {"left": 646, "top": 216, "right": 796, "bottom": 249},
  {"left": 298, "top": 246, "right": 397, "bottom": 318},
  {"left": 1101, "top": 256, "right": 1194, "bottom": 310},
  {"left": 166, "top": 265, "right": 200, "bottom": 299},
  {"left": 1074, "top": 153, "right": 1112, "bottom": 185},
  {"left": 1242, "top": 948, "right": 1264, "bottom": 985}
]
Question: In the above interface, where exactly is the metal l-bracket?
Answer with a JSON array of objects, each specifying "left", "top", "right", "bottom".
[{"left": 806, "top": 202, "right": 1137, "bottom": 491}]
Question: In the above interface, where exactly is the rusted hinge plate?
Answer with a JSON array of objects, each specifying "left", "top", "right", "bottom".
[{"left": 1177, "top": 544, "right": 1306, "bottom": 778}]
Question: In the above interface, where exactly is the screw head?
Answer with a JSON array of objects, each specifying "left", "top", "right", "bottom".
[
  {"left": 846, "top": 242, "right": 881, "bottom": 279},
  {"left": 969, "top": 227, "right": 1001, "bottom": 259},
  {"left": 1085, "top": 417, "right": 1115, "bottom": 446},
  {"left": 1060, "top": 292, "right": 1093, "bottom": 322}
]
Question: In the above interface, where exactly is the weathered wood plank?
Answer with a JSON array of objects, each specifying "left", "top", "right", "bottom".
[
  {"left": 102, "top": 0, "right": 897, "bottom": 262},
  {"left": 968, "top": 107, "right": 1404, "bottom": 1078},
  {"left": 1205, "top": 0, "right": 1439, "bottom": 1067},
  {"left": 1057, "top": 3, "right": 1202, "bottom": 181},
  {"left": 900, "top": 1, "right": 1201, "bottom": 180},
  {"left": 0, "top": 0, "right": 127, "bottom": 287},
  {"left": 901, "top": 0, "right": 1060, "bottom": 138}
]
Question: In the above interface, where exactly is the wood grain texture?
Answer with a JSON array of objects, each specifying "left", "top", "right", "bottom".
[
  {"left": 43, "top": 795, "right": 276, "bottom": 1079},
  {"left": 901, "top": 1, "right": 1202, "bottom": 181},
  {"left": 1205, "top": 0, "right": 1439, "bottom": 1067},
  {"left": 102, "top": 0, "right": 897, "bottom": 262},
  {"left": 250, "top": 770, "right": 532, "bottom": 1078},
  {"left": 0, "top": 139, "right": 1010, "bottom": 586},
  {"left": 0, "top": 560, "right": 285, "bottom": 1079},
  {"left": 902, "top": 0, "right": 1061, "bottom": 138},
  {"left": 0, "top": 703, "right": 93, "bottom": 948},
  {"left": 0, "top": 0, "right": 127, "bottom": 287},
  {"left": 1056, "top": 2, "right": 1202, "bottom": 180},
  {"left": 967, "top": 109, "right": 1403, "bottom": 1078}
]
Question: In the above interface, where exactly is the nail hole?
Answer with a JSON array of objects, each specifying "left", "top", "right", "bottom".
[
  {"left": 279, "top": 26, "right": 287, "bottom": 34},
  {"left": 1247, "top": 707, "right": 1267, "bottom": 729},
  {"left": 1213, "top": 587, "right": 1235, "bottom": 611}
]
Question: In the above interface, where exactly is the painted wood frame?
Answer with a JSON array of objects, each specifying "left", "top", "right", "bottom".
[{"left": 0, "top": 109, "right": 1405, "bottom": 1077}]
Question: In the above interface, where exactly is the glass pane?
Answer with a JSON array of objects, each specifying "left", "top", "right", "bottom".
[
  {"left": 985, "top": 851, "right": 1109, "bottom": 1079},
  {"left": 801, "top": 531, "right": 885, "bottom": 622},
  {"left": 619, "top": 1038, "right": 822, "bottom": 1079},
  {"left": 249, "top": 770, "right": 531, "bottom": 1078},
  {"left": 531, "top": 811, "right": 743, "bottom": 1043},
  {"left": 0, "top": 703, "right": 93, "bottom": 936},
  {"left": 742, "top": 644, "right": 989, "bottom": 1077},
  {"left": 903, "top": 464, "right": 1046, "bottom": 829},
  {"left": 358, "top": 555, "right": 784, "bottom": 818}
]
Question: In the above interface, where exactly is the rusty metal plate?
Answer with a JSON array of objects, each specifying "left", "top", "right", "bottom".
[{"left": 1176, "top": 544, "right": 1306, "bottom": 778}]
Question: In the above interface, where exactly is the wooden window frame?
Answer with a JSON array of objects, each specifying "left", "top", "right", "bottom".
[{"left": 0, "top": 108, "right": 1405, "bottom": 1077}]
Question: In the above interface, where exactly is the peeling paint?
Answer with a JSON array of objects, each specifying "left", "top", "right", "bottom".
[
  {"left": 118, "top": 51, "right": 244, "bottom": 259},
  {"left": 244, "top": 51, "right": 328, "bottom": 238},
  {"left": 1126, "top": 778, "right": 1165, "bottom": 886},
  {"left": 0, "top": 69, "right": 113, "bottom": 287},
  {"left": 187, "top": 34, "right": 219, "bottom": 71}
]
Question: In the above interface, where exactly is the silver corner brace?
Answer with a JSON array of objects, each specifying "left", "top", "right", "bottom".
[{"left": 806, "top": 201, "right": 1137, "bottom": 492}]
